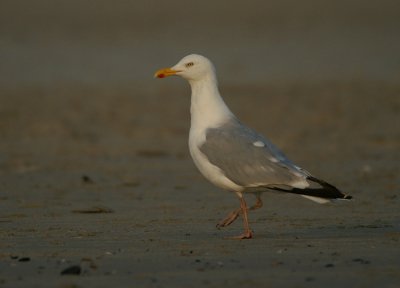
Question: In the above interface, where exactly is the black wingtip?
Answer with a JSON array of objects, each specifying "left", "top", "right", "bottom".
[
  {"left": 305, "top": 176, "right": 353, "bottom": 200},
  {"left": 273, "top": 176, "right": 352, "bottom": 200}
]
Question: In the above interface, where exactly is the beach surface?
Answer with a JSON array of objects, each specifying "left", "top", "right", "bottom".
[{"left": 0, "top": 1, "right": 399, "bottom": 287}]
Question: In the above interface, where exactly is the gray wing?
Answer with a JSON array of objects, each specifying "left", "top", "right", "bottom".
[{"left": 199, "top": 119, "right": 309, "bottom": 190}]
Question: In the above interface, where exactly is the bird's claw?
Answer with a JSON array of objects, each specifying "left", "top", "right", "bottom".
[{"left": 229, "top": 230, "right": 253, "bottom": 240}]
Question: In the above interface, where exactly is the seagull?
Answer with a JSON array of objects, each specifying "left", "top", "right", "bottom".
[{"left": 154, "top": 54, "right": 352, "bottom": 239}]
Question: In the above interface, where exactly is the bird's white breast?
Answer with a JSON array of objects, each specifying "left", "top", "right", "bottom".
[{"left": 186, "top": 70, "right": 243, "bottom": 192}]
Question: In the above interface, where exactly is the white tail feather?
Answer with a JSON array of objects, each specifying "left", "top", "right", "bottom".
[{"left": 302, "top": 195, "right": 331, "bottom": 204}]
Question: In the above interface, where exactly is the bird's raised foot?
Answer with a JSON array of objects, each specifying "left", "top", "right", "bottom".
[{"left": 216, "top": 209, "right": 240, "bottom": 229}]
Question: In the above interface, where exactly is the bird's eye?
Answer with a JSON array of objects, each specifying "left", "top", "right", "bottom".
[{"left": 185, "top": 62, "right": 194, "bottom": 68}]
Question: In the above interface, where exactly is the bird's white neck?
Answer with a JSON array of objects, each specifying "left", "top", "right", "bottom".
[{"left": 189, "top": 75, "right": 234, "bottom": 132}]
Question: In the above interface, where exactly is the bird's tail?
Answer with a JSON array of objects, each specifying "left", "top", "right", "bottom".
[{"left": 274, "top": 176, "right": 352, "bottom": 202}]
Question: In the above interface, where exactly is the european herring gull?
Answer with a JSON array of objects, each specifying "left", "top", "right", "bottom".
[{"left": 155, "top": 54, "right": 352, "bottom": 239}]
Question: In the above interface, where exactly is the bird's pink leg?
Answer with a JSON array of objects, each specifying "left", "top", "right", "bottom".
[
  {"left": 232, "top": 193, "right": 253, "bottom": 239},
  {"left": 216, "top": 194, "right": 262, "bottom": 228},
  {"left": 250, "top": 194, "right": 263, "bottom": 211},
  {"left": 216, "top": 207, "right": 241, "bottom": 228}
]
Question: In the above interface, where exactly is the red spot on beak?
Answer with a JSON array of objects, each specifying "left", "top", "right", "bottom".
[{"left": 158, "top": 74, "right": 165, "bottom": 78}]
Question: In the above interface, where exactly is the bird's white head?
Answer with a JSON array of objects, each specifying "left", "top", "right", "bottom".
[{"left": 154, "top": 54, "right": 216, "bottom": 83}]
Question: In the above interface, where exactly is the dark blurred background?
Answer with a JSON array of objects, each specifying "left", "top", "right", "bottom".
[{"left": 1, "top": 0, "right": 399, "bottom": 88}]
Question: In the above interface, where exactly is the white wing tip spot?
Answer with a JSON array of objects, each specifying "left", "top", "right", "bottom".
[
  {"left": 291, "top": 179, "right": 309, "bottom": 189},
  {"left": 253, "top": 140, "right": 265, "bottom": 147}
]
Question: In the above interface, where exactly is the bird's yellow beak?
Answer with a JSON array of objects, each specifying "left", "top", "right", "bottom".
[{"left": 154, "top": 67, "right": 181, "bottom": 78}]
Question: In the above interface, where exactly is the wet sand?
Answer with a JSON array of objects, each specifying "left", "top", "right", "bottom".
[
  {"left": 0, "top": 82, "right": 399, "bottom": 287},
  {"left": 1, "top": 1, "right": 400, "bottom": 287}
]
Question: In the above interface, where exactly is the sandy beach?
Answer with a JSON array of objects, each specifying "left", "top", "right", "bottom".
[{"left": 0, "top": 1, "right": 399, "bottom": 287}]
